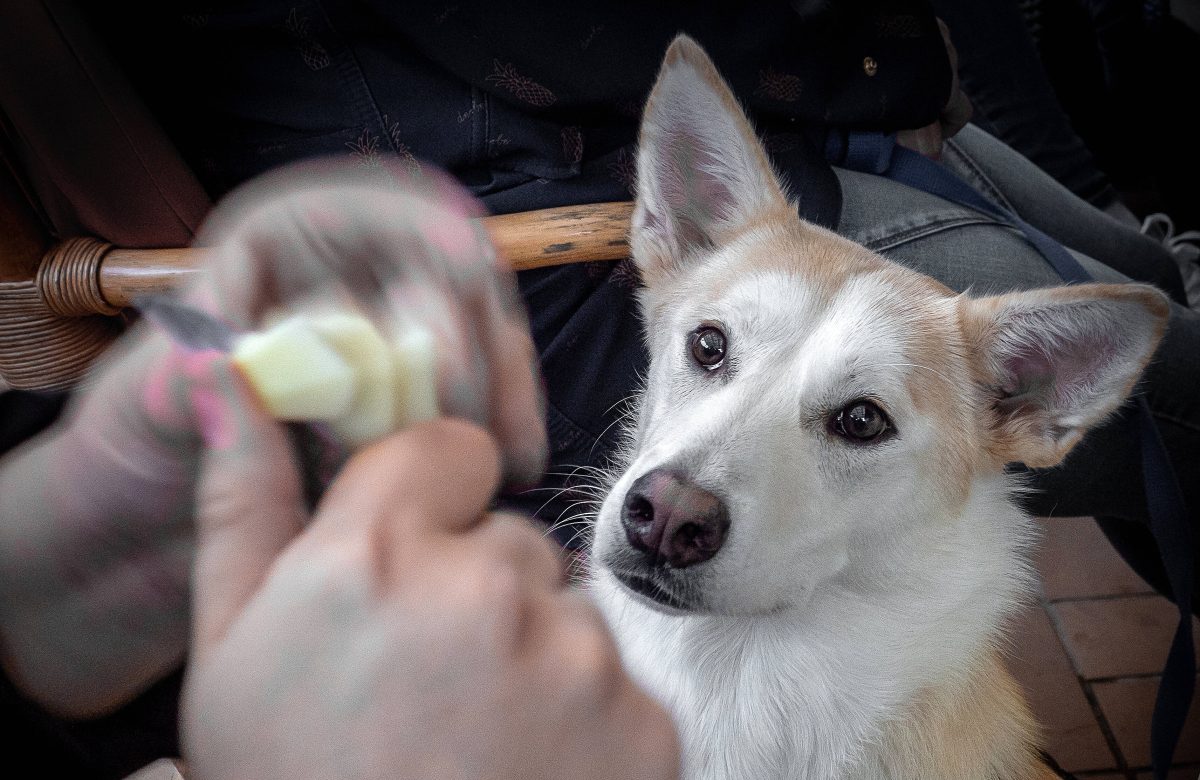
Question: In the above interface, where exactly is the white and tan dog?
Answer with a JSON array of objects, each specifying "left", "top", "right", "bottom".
[{"left": 588, "top": 36, "right": 1169, "bottom": 780}]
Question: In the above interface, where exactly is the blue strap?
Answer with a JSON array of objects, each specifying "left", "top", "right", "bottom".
[{"left": 830, "top": 131, "right": 1195, "bottom": 780}]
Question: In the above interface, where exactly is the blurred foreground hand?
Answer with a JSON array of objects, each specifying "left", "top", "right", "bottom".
[
  {"left": 0, "top": 161, "right": 546, "bottom": 717},
  {"left": 182, "top": 419, "right": 679, "bottom": 780}
]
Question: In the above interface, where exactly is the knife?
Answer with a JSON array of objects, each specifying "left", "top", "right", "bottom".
[{"left": 136, "top": 294, "right": 348, "bottom": 509}]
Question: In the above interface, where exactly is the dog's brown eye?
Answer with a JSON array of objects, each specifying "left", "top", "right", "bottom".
[
  {"left": 689, "top": 326, "right": 727, "bottom": 370},
  {"left": 832, "top": 401, "right": 892, "bottom": 442}
]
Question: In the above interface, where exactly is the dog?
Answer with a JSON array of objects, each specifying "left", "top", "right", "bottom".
[{"left": 587, "top": 35, "right": 1169, "bottom": 779}]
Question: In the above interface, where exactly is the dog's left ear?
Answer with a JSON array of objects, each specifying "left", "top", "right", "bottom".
[
  {"left": 632, "top": 35, "right": 791, "bottom": 285},
  {"left": 962, "top": 283, "right": 1169, "bottom": 468}
]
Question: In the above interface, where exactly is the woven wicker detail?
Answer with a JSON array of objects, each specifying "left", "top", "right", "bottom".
[
  {"left": 0, "top": 280, "right": 120, "bottom": 389},
  {"left": 36, "top": 236, "right": 121, "bottom": 316}
]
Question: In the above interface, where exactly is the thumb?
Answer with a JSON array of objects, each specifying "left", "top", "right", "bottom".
[{"left": 186, "top": 350, "right": 308, "bottom": 659}]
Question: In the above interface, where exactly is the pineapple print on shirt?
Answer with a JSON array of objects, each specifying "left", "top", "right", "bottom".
[
  {"left": 755, "top": 67, "right": 803, "bottom": 102},
  {"left": 346, "top": 128, "right": 381, "bottom": 167},
  {"left": 486, "top": 60, "right": 557, "bottom": 107},
  {"left": 383, "top": 115, "right": 421, "bottom": 174},
  {"left": 285, "top": 6, "right": 331, "bottom": 71},
  {"left": 561, "top": 126, "right": 583, "bottom": 165},
  {"left": 346, "top": 119, "right": 420, "bottom": 175}
]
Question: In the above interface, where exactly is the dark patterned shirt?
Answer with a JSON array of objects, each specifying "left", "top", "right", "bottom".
[{"left": 86, "top": 0, "right": 952, "bottom": 228}]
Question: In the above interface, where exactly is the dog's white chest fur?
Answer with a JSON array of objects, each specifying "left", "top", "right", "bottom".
[{"left": 592, "top": 482, "right": 1031, "bottom": 780}]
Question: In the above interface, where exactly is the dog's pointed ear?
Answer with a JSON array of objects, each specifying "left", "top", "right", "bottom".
[
  {"left": 632, "top": 35, "right": 791, "bottom": 284},
  {"left": 962, "top": 284, "right": 1169, "bottom": 468}
]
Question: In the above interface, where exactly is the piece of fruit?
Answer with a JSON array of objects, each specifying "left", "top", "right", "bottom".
[
  {"left": 231, "top": 316, "right": 357, "bottom": 420},
  {"left": 309, "top": 312, "right": 398, "bottom": 447},
  {"left": 392, "top": 326, "right": 438, "bottom": 428},
  {"left": 231, "top": 308, "right": 440, "bottom": 447}
]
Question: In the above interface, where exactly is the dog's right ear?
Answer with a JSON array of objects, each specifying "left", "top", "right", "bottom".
[
  {"left": 962, "top": 283, "right": 1169, "bottom": 468},
  {"left": 632, "top": 35, "right": 792, "bottom": 285}
]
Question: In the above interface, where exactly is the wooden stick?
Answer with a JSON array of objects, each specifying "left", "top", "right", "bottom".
[
  {"left": 95, "top": 201, "right": 634, "bottom": 310},
  {"left": 485, "top": 200, "right": 633, "bottom": 272}
]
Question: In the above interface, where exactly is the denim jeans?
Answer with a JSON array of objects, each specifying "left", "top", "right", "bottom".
[{"left": 513, "top": 123, "right": 1200, "bottom": 604}]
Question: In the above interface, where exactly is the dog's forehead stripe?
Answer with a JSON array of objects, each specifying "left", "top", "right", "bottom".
[
  {"left": 691, "top": 219, "right": 952, "bottom": 305},
  {"left": 706, "top": 254, "right": 954, "bottom": 363},
  {"left": 665, "top": 221, "right": 971, "bottom": 410},
  {"left": 802, "top": 273, "right": 934, "bottom": 397}
]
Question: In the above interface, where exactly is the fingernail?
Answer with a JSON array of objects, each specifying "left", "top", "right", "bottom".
[
  {"left": 192, "top": 383, "right": 237, "bottom": 450},
  {"left": 183, "top": 350, "right": 239, "bottom": 450},
  {"left": 142, "top": 348, "right": 182, "bottom": 422}
]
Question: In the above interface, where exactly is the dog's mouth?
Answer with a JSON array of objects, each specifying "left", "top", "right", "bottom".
[{"left": 613, "top": 571, "right": 694, "bottom": 612}]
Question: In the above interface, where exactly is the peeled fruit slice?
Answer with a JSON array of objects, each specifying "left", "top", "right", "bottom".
[
  {"left": 392, "top": 327, "right": 438, "bottom": 428},
  {"left": 310, "top": 312, "right": 398, "bottom": 447},
  {"left": 231, "top": 309, "right": 440, "bottom": 447},
  {"left": 231, "top": 316, "right": 356, "bottom": 420}
]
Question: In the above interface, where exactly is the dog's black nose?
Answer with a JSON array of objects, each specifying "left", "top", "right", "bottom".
[{"left": 620, "top": 469, "right": 730, "bottom": 568}]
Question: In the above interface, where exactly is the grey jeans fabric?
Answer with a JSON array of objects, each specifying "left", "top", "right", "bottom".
[{"left": 835, "top": 123, "right": 1199, "bottom": 600}]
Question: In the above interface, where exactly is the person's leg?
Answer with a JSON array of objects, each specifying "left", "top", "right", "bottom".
[
  {"left": 936, "top": 127, "right": 1199, "bottom": 588},
  {"left": 942, "top": 123, "right": 1188, "bottom": 304},
  {"left": 835, "top": 145, "right": 1200, "bottom": 606}
]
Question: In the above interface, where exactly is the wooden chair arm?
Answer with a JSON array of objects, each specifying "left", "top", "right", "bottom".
[
  {"left": 39, "top": 201, "right": 634, "bottom": 312},
  {"left": 1, "top": 201, "right": 634, "bottom": 389}
]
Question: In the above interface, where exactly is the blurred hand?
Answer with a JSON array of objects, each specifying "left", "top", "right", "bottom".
[
  {"left": 0, "top": 161, "right": 546, "bottom": 717},
  {"left": 183, "top": 418, "right": 679, "bottom": 780}
]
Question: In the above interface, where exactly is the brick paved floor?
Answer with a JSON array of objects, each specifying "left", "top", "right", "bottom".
[{"left": 1008, "top": 516, "right": 1199, "bottom": 779}]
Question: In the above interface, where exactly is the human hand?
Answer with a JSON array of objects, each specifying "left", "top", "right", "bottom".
[
  {"left": 183, "top": 418, "right": 679, "bottom": 780},
  {"left": 897, "top": 19, "right": 973, "bottom": 158},
  {"left": 0, "top": 162, "right": 546, "bottom": 717}
]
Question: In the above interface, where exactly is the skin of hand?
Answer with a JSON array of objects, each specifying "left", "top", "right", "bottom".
[
  {"left": 896, "top": 18, "right": 973, "bottom": 159},
  {"left": 0, "top": 161, "right": 547, "bottom": 718},
  {"left": 182, "top": 416, "right": 680, "bottom": 780}
]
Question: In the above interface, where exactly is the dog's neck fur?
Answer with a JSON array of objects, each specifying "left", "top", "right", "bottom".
[{"left": 591, "top": 474, "right": 1047, "bottom": 780}]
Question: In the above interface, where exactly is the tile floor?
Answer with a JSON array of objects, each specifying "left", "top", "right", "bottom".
[{"left": 1008, "top": 516, "right": 1199, "bottom": 779}]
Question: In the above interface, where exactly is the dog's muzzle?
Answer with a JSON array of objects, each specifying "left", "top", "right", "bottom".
[{"left": 620, "top": 468, "right": 730, "bottom": 569}]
